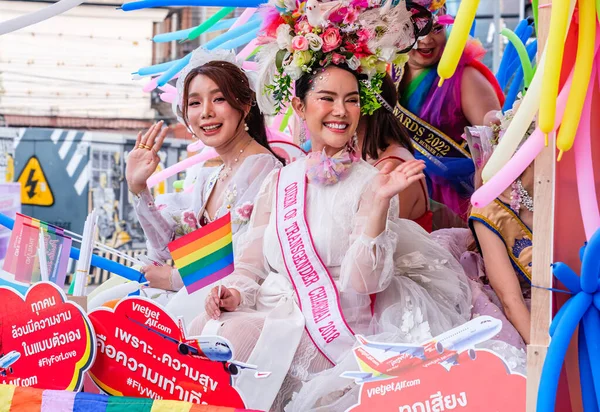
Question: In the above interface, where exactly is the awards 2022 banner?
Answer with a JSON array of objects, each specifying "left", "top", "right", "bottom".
[
  {"left": 0, "top": 282, "right": 95, "bottom": 391},
  {"left": 88, "top": 297, "right": 267, "bottom": 408}
]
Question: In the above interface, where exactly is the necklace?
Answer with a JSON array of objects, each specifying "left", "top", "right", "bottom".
[
  {"left": 511, "top": 179, "right": 534, "bottom": 212},
  {"left": 218, "top": 138, "right": 253, "bottom": 182}
]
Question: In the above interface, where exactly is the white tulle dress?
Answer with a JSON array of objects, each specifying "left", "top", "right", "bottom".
[{"left": 188, "top": 158, "right": 472, "bottom": 411}]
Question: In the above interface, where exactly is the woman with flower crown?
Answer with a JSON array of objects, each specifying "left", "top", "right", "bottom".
[
  {"left": 187, "top": 3, "right": 472, "bottom": 410},
  {"left": 123, "top": 50, "right": 283, "bottom": 307}
]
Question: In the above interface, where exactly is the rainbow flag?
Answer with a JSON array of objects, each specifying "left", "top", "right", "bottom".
[
  {"left": 168, "top": 213, "right": 234, "bottom": 294},
  {"left": 0, "top": 384, "right": 258, "bottom": 412}
]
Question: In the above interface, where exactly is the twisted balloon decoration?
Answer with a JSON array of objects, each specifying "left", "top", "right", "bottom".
[{"left": 537, "top": 228, "right": 600, "bottom": 411}]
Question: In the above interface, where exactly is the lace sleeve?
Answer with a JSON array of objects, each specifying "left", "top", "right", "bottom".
[
  {"left": 339, "top": 186, "right": 400, "bottom": 294},
  {"left": 222, "top": 168, "right": 279, "bottom": 308}
]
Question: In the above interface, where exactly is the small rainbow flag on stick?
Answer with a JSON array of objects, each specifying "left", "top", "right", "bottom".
[{"left": 168, "top": 213, "right": 234, "bottom": 294}]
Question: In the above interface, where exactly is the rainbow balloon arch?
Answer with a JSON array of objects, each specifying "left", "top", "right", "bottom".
[{"left": 1, "top": 0, "right": 600, "bottom": 410}]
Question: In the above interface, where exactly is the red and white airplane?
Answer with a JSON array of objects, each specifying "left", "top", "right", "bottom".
[
  {"left": 128, "top": 316, "right": 268, "bottom": 378},
  {"left": 341, "top": 316, "right": 502, "bottom": 383}
]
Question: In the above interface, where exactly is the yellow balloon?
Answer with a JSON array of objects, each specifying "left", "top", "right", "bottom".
[
  {"left": 539, "top": 0, "right": 572, "bottom": 136},
  {"left": 556, "top": 0, "right": 597, "bottom": 161},
  {"left": 437, "top": 0, "right": 480, "bottom": 87},
  {"left": 481, "top": 0, "right": 576, "bottom": 182}
]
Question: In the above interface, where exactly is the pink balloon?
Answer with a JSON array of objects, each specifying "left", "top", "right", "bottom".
[
  {"left": 187, "top": 140, "right": 205, "bottom": 152},
  {"left": 230, "top": 8, "right": 256, "bottom": 30},
  {"left": 470, "top": 67, "right": 575, "bottom": 208},
  {"left": 147, "top": 147, "right": 218, "bottom": 188},
  {"left": 159, "top": 84, "right": 177, "bottom": 93},
  {"left": 237, "top": 39, "right": 258, "bottom": 61},
  {"left": 143, "top": 77, "right": 159, "bottom": 93},
  {"left": 575, "top": 61, "right": 599, "bottom": 241},
  {"left": 159, "top": 92, "right": 176, "bottom": 103},
  {"left": 242, "top": 61, "right": 258, "bottom": 71}
]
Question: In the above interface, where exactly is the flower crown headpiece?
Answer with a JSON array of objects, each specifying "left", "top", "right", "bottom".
[
  {"left": 256, "top": 0, "right": 432, "bottom": 115},
  {"left": 172, "top": 48, "right": 258, "bottom": 126}
]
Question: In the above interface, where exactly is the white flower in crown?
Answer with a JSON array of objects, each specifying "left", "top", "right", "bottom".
[
  {"left": 276, "top": 24, "right": 294, "bottom": 50},
  {"left": 347, "top": 55, "right": 361, "bottom": 70},
  {"left": 284, "top": 62, "right": 303, "bottom": 80},
  {"left": 305, "top": 33, "right": 323, "bottom": 51}
]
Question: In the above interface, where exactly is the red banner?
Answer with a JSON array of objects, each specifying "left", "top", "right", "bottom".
[
  {"left": 346, "top": 349, "right": 525, "bottom": 411},
  {"left": 0, "top": 282, "right": 95, "bottom": 391},
  {"left": 88, "top": 297, "right": 246, "bottom": 407}
]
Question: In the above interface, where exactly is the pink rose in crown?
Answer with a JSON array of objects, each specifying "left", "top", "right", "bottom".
[
  {"left": 182, "top": 210, "right": 198, "bottom": 230},
  {"left": 292, "top": 35, "right": 309, "bottom": 51},
  {"left": 321, "top": 27, "right": 342, "bottom": 53},
  {"left": 332, "top": 53, "right": 346, "bottom": 65},
  {"left": 235, "top": 202, "right": 254, "bottom": 223}
]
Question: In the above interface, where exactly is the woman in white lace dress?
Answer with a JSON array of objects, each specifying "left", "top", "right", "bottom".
[
  {"left": 124, "top": 49, "right": 283, "bottom": 308},
  {"left": 189, "top": 62, "right": 472, "bottom": 411}
]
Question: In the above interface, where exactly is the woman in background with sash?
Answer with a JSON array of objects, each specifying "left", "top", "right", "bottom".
[
  {"left": 123, "top": 49, "right": 282, "bottom": 307},
  {"left": 395, "top": 0, "right": 503, "bottom": 222},
  {"left": 189, "top": 3, "right": 472, "bottom": 410},
  {"left": 465, "top": 107, "right": 534, "bottom": 346}
]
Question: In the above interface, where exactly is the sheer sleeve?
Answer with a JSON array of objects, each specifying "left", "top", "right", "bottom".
[
  {"left": 339, "top": 185, "right": 401, "bottom": 294},
  {"left": 132, "top": 164, "right": 212, "bottom": 263},
  {"left": 222, "top": 168, "right": 279, "bottom": 308},
  {"left": 133, "top": 188, "right": 184, "bottom": 262}
]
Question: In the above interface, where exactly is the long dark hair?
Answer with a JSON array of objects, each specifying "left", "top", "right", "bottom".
[
  {"left": 361, "top": 73, "right": 414, "bottom": 161},
  {"left": 180, "top": 61, "right": 284, "bottom": 163}
]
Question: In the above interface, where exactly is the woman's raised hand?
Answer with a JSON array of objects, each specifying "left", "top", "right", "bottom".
[
  {"left": 371, "top": 159, "right": 426, "bottom": 202},
  {"left": 125, "top": 121, "right": 168, "bottom": 195}
]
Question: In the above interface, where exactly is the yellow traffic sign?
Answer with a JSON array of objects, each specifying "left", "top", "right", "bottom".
[{"left": 16, "top": 156, "right": 54, "bottom": 206}]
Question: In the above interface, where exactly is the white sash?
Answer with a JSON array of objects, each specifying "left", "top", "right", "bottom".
[{"left": 275, "top": 161, "right": 355, "bottom": 364}]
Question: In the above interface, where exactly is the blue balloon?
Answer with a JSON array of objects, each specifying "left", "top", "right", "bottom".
[
  {"left": 135, "top": 58, "right": 181, "bottom": 76},
  {"left": 122, "top": 0, "right": 263, "bottom": 11},
  {"left": 0, "top": 213, "right": 145, "bottom": 284},
  {"left": 538, "top": 292, "right": 593, "bottom": 411},
  {"left": 503, "top": 65, "right": 524, "bottom": 112},
  {"left": 578, "top": 323, "right": 599, "bottom": 412},
  {"left": 204, "top": 19, "right": 261, "bottom": 50},
  {"left": 549, "top": 297, "right": 572, "bottom": 337},
  {"left": 552, "top": 262, "right": 582, "bottom": 293},
  {"left": 157, "top": 53, "right": 191, "bottom": 86},
  {"left": 496, "top": 19, "right": 529, "bottom": 88},
  {"left": 216, "top": 28, "right": 259, "bottom": 50},
  {"left": 153, "top": 14, "right": 261, "bottom": 43},
  {"left": 583, "top": 308, "right": 600, "bottom": 408},
  {"left": 581, "top": 229, "right": 600, "bottom": 293}
]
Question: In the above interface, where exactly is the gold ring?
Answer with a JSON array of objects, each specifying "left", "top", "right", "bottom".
[{"left": 138, "top": 144, "right": 150, "bottom": 150}]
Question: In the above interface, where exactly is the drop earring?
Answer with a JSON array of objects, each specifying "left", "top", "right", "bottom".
[
  {"left": 244, "top": 122, "right": 249, "bottom": 132},
  {"left": 299, "top": 121, "right": 307, "bottom": 145}
]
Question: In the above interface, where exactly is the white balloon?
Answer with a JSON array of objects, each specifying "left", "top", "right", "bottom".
[{"left": 0, "top": 0, "right": 86, "bottom": 36}]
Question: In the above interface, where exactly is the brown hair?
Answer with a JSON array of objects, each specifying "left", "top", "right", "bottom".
[
  {"left": 179, "top": 60, "right": 283, "bottom": 162},
  {"left": 361, "top": 73, "right": 414, "bottom": 161}
]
